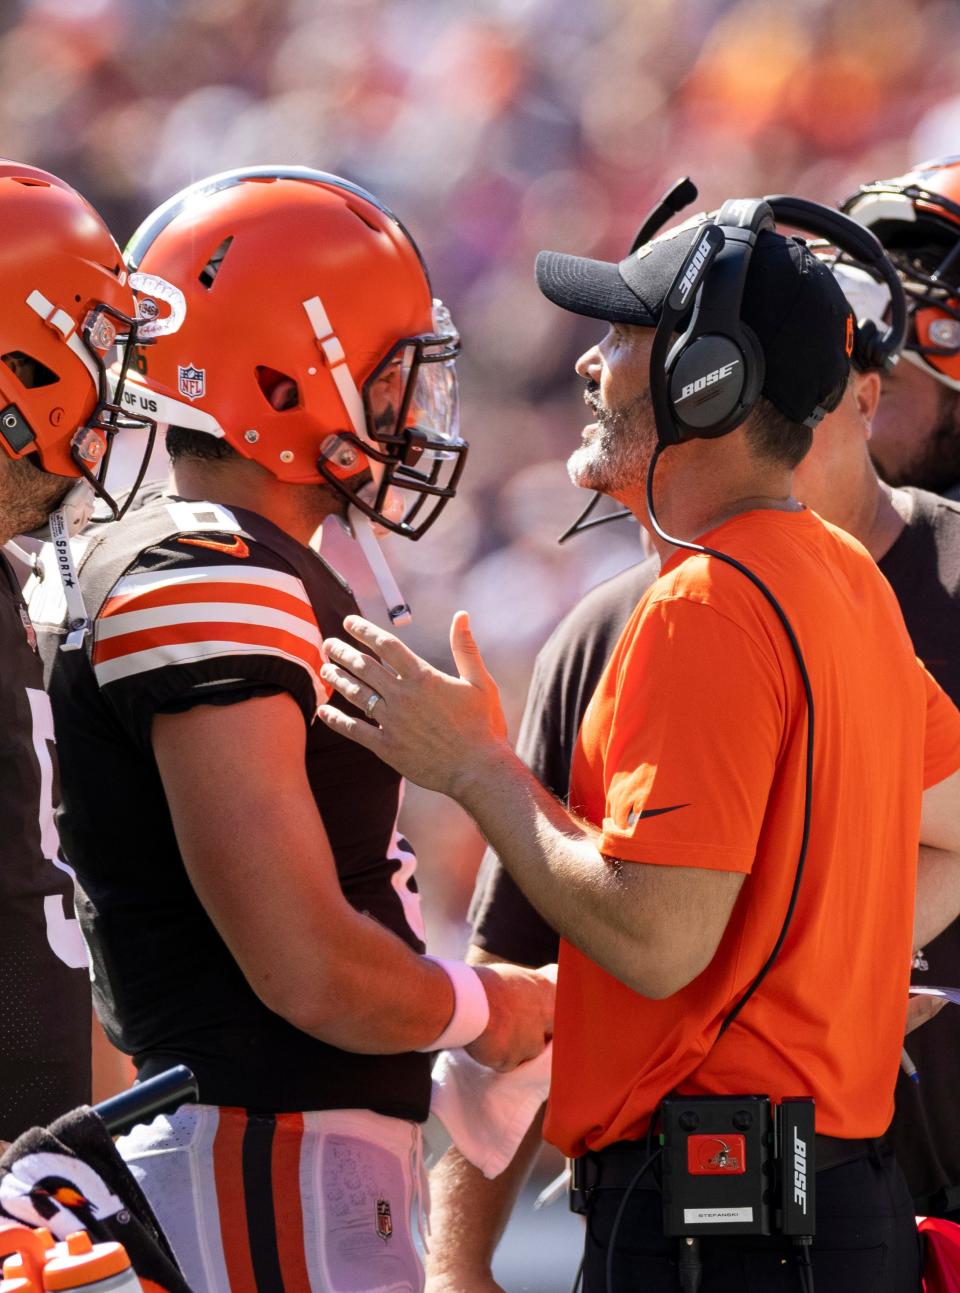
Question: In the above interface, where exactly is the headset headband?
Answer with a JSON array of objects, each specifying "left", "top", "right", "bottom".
[{"left": 764, "top": 195, "right": 906, "bottom": 372}]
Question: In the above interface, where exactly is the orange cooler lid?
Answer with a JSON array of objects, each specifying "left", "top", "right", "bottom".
[{"left": 42, "top": 1233, "right": 131, "bottom": 1291}]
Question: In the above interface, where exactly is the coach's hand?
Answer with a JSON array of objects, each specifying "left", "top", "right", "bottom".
[
  {"left": 319, "top": 611, "right": 509, "bottom": 798},
  {"left": 467, "top": 963, "right": 555, "bottom": 1072}
]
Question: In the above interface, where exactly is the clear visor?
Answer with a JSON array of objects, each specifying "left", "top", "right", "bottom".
[
  {"left": 349, "top": 299, "right": 466, "bottom": 540},
  {"left": 364, "top": 298, "right": 461, "bottom": 454}
]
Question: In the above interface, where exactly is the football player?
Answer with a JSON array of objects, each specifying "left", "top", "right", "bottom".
[
  {"left": 33, "top": 168, "right": 555, "bottom": 1293},
  {"left": 0, "top": 160, "right": 158, "bottom": 1141},
  {"left": 843, "top": 156, "right": 960, "bottom": 499}
]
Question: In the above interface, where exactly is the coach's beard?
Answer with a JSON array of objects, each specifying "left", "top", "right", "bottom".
[{"left": 567, "top": 385, "right": 655, "bottom": 495}]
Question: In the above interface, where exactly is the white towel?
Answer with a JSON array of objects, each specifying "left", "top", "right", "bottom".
[
  {"left": 422, "top": 964, "right": 557, "bottom": 1179},
  {"left": 423, "top": 1043, "right": 553, "bottom": 1178}
]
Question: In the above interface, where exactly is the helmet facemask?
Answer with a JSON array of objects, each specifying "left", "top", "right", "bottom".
[
  {"left": 20, "top": 276, "right": 185, "bottom": 527},
  {"left": 65, "top": 301, "right": 157, "bottom": 521},
  {"left": 318, "top": 299, "right": 466, "bottom": 539}
]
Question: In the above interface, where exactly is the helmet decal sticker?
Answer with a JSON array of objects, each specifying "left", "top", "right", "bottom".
[{"left": 177, "top": 364, "right": 206, "bottom": 401}]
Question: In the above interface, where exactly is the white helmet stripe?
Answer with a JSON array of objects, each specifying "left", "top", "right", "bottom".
[
  {"left": 114, "top": 371, "right": 226, "bottom": 435},
  {"left": 64, "top": 332, "right": 101, "bottom": 391},
  {"left": 302, "top": 294, "right": 370, "bottom": 444},
  {"left": 302, "top": 294, "right": 333, "bottom": 339},
  {"left": 328, "top": 363, "right": 368, "bottom": 442}
]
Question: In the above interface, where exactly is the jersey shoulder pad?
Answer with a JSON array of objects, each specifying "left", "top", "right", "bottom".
[{"left": 91, "top": 536, "right": 325, "bottom": 706}]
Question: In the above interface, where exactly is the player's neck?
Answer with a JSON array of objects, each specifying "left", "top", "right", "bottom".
[
  {"left": 863, "top": 479, "right": 911, "bottom": 562},
  {"left": 807, "top": 451, "right": 907, "bottom": 562},
  {"left": 168, "top": 458, "right": 340, "bottom": 547}
]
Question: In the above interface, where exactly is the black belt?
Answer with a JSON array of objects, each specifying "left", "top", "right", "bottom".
[{"left": 575, "top": 1133, "right": 880, "bottom": 1196}]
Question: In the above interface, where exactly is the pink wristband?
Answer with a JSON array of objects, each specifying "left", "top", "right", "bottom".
[{"left": 417, "top": 956, "right": 491, "bottom": 1052}]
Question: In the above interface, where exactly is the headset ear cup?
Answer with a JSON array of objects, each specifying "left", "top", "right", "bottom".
[{"left": 668, "top": 331, "right": 759, "bottom": 438}]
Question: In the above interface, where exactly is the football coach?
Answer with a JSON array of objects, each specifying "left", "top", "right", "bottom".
[{"left": 317, "top": 199, "right": 960, "bottom": 1292}]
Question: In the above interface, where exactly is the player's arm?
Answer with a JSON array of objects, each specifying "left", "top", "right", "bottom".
[
  {"left": 914, "top": 766, "right": 960, "bottom": 948},
  {"left": 152, "top": 692, "right": 554, "bottom": 1064},
  {"left": 427, "top": 945, "right": 547, "bottom": 1293}
]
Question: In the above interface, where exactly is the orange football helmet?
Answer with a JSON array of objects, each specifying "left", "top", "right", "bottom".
[
  {"left": 0, "top": 159, "right": 157, "bottom": 513},
  {"left": 123, "top": 167, "right": 464, "bottom": 539},
  {"left": 843, "top": 157, "right": 960, "bottom": 390}
]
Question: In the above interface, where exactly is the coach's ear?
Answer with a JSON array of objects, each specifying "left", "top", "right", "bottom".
[{"left": 854, "top": 368, "right": 882, "bottom": 438}]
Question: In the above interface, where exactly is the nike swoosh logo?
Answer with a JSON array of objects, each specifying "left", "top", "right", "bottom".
[
  {"left": 177, "top": 534, "right": 250, "bottom": 559},
  {"left": 626, "top": 803, "right": 690, "bottom": 825}
]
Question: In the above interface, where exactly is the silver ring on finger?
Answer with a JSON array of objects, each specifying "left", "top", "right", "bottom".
[{"left": 365, "top": 690, "right": 383, "bottom": 719}]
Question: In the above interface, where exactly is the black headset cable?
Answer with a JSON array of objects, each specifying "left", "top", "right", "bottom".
[{"left": 644, "top": 442, "right": 814, "bottom": 1039}]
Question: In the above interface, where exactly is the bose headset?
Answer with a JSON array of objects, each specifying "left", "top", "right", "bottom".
[
  {"left": 592, "top": 192, "right": 908, "bottom": 1293},
  {"left": 560, "top": 183, "right": 907, "bottom": 540}
]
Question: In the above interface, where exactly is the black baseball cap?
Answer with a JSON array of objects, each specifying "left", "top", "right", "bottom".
[{"left": 535, "top": 221, "right": 855, "bottom": 426}]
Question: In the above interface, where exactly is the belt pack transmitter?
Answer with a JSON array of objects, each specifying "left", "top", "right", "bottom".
[{"left": 661, "top": 1095, "right": 815, "bottom": 1239}]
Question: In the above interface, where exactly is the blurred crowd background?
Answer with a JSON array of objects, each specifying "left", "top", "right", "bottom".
[
  {"left": 7, "top": 0, "right": 960, "bottom": 948},
  {"left": 5, "top": 0, "right": 960, "bottom": 1278}
]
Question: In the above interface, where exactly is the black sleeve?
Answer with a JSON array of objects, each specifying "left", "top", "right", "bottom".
[
  {"left": 155, "top": 682, "right": 287, "bottom": 715},
  {"left": 469, "top": 650, "right": 567, "bottom": 965},
  {"left": 469, "top": 557, "right": 660, "bottom": 964}
]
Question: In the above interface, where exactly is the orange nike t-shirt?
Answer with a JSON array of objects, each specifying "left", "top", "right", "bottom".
[{"left": 545, "top": 507, "right": 960, "bottom": 1157}]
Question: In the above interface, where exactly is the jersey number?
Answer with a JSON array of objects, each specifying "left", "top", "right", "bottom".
[{"left": 26, "top": 689, "right": 87, "bottom": 970}]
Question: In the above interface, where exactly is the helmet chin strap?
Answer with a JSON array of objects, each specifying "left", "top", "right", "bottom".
[
  {"left": 302, "top": 295, "right": 414, "bottom": 626},
  {"left": 346, "top": 505, "right": 412, "bottom": 627},
  {"left": 46, "top": 479, "right": 95, "bottom": 651}
]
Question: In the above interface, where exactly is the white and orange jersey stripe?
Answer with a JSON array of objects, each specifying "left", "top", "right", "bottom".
[{"left": 92, "top": 565, "right": 328, "bottom": 706}]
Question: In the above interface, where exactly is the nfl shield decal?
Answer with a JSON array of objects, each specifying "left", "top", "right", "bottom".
[
  {"left": 178, "top": 364, "right": 206, "bottom": 400},
  {"left": 375, "top": 1196, "right": 393, "bottom": 1241}
]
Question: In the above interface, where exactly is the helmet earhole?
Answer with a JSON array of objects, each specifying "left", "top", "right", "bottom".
[
  {"left": 256, "top": 366, "right": 300, "bottom": 411},
  {"left": 2, "top": 351, "right": 59, "bottom": 388}
]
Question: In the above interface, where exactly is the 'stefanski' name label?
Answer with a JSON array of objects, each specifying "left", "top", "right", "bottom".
[{"left": 683, "top": 1207, "right": 754, "bottom": 1225}]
